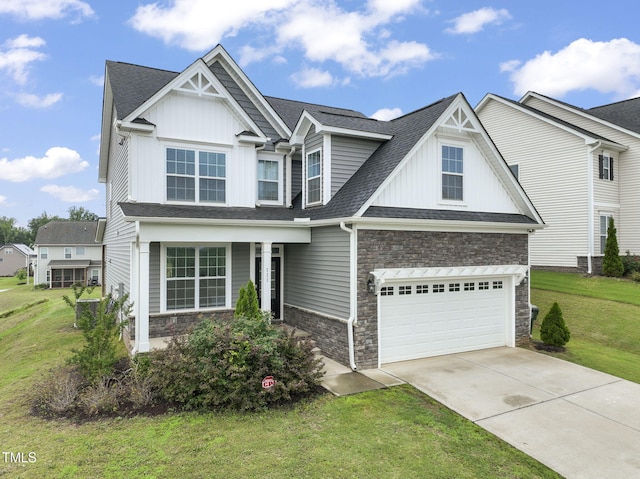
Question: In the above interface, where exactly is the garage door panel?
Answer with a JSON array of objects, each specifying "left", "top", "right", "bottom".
[{"left": 380, "top": 277, "right": 510, "bottom": 363}]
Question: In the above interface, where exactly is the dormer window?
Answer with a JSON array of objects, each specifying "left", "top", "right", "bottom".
[
  {"left": 258, "top": 158, "right": 282, "bottom": 204},
  {"left": 307, "top": 149, "right": 321, "bottom": 205}
]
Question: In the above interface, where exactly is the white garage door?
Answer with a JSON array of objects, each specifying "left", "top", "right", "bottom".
[{"left": 379, "top": 278, "right": 509, "bottom": 364}]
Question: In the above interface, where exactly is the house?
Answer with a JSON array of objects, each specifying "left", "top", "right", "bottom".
[
  {"left": 476, "top": 92, "right": 640, "bottom": 273},
  {"left": 0, "top": 244, "right": 35, "bottom": 277},
  {"left": 33, "top": 221, "right": 103, "bottom": 288},
  {"left": 98, "top": 45, "right": 543, "bottom": 369}
]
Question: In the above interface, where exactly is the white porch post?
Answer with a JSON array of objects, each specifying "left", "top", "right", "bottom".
[
  {"left": 136, "top": 241, "right": 150, "bottom": 353},
  {"left": 261, "top": 242, "right": 272, "bottom": 313}
]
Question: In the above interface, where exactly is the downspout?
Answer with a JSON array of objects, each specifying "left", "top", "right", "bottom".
[
  {"left": 131, "top": 221, "right": 140, "bottom": 355},
  {"left": 340, "top": 222, "right": 358, "bottom": 371},
  {"left": 586, "top": 141, "right": 602, "bottom": 274}
]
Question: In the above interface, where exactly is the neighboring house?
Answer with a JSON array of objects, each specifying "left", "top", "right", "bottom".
[
  {"left": 476, "top": 92, "right": 640, "bottom": 273},
  {"left": 34, "top": 222, "right": 103, "bottom": 288},
  {"left": 98, "top": 45, "right": 543, "bottom": 369},
  {"left": 0, "top": 244, "right": 35, "bottom": 277}
]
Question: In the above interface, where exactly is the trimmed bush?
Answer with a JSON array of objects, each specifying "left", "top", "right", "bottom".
[
  {"left": 148, "top": 316, "right": 324, "bottom": 411},
  {"left": 622, "top": 251, "right": 640, "bottom": 276},
  {"left": 234, "top": 280, "right": 261, "bottom": 320},
  {"left": 602, "top": 217, "right": 624, "bottom": 277},
  {"left": 540, "top": 302, "right": 570, "bottom": 347}
]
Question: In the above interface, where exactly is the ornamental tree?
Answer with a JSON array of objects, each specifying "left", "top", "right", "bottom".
[
  {"left": 540, "top": 302, "right": 570, "bottom": 347},
  {"left": 602, "top": 217, "right": 624, "bottom": 277}
]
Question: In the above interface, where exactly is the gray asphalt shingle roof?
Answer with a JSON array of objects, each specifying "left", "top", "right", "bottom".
[
  {"left": 588, "top": 97, "right": 640, "bottom": 135},
  {"left": 265, "top": 96, "right": 368, "bottom": 131},
  {"left": 35, "top": 222, "right": 100, "bottom": 245}
]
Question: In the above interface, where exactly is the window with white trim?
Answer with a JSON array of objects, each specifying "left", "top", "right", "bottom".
[
  {"left": 64, "top": 247, "right": 72, "bottom": 259},
  {"left": 307, "top": 150, "right": 321, "bottom": 205},
  {"left": 40, "top": 247, "right": 48, "bottom": 259},
  {"left": 492, "top": 280, "right": 503, "bottom": 290},
  {"left": 416, "top": 284, "right": 428, "bottom": 294},
  {"left": 166, "top": 148, "right": 226, "bottom": 203},
  {"left": 600, "top": 214, "right": 614, "bottom": 254},
  {"left": 478, "top": 281, "right": 489, "bottom": 290},
  {"left": 76, "top": 246, "right": 85, "bottom": 256},
  {"left": 598, "top": 154, "right": 614, "bottom": 181},
  {"left": 380, "top": 286, "right": 394, "bottom": 296},
  {"left": 258, "top": 159, "right": 280, "bottom": 203},
  {"left": 433, "top": 284, "right": 445, "bottom": 293},
  {"left": 442, "top": 145, "right": 463, "bottom": 201},
  {"left": 166, "top": 246, "right": 227, "bottom": 311},
  {"left": 4, "top": 248, "right": 13, "bottom": 254}
]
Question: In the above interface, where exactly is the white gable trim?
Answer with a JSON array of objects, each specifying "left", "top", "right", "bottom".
[
  {"left": 290, "top": 111, "right": 393, "bottom": 145},
  {"left": 477, "top": 94, "right": 626, "bottom": 152},
  {"left": 122, "top": 59, "right": 266, "bottom": 141}
]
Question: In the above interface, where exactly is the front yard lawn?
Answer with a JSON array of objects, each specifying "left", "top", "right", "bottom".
[
  {"left": 531, "top": 271, "right": 640, "bottom": 383},
  {"left": 0, "top": 281, "right": 559, "bottom": 478}
]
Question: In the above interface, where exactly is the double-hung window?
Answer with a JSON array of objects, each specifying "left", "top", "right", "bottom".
[
  {"left": 598, "top": 154, "right": 614, "bottom": 181},
  {"left": 600, "top": 215, "right": 613, "bottom": 254},
  {"left": 258, "top": 159, "right": 280, "bottom": 202},
  {"left": 442, "top": 145, "right": 463, "bottom": 201},
  {"left": 307, "top": 150, "right": 321, "bottom": 205},
  {"left": 40, "top": 247, "right": 48, "bottom": 259},
  {"left": 64, "top": 247, "right": 72, "bottom": 259},
  {"left": 166, "top": 246, "right": 226, "bottom": 311},
  {"left": 166, "top": 148, "right": 226, "bottom": 203}
]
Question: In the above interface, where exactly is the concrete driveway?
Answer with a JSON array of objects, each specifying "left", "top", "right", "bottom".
[{"left": 382, "top": 347, "right": 640, "bottom": 479}]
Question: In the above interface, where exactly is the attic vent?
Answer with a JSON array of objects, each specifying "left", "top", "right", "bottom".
[
  {"left": 176, "top": 72, "right": 219, "bottom": 96},
  {"left": 443, "top": 107, "right": 476, "bottom": 131}
]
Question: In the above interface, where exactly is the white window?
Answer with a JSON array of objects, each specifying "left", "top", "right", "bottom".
[
  {"left": 600, "top": 215, "right": 614, "bottom": 254},
  {"left": 258, "top": 159, "right": 281, "bottom": 203},
  {"left": 40, "top": 247, "right": 48, "bottom": 259},
  {"left": 76, "top": 247, "right": 85, "bottom": 256},
  {"left": 165, "top": 246, "right": 227, "bottom": 311},
  {"left": 442, "top": 145, "right": 463, "bottom": 201},
  {"left": 599, "top": 154, "right": 614, "bottom": 181},
  {"left": 307, "top": 150, "right": 321, "bottom": 205},
  {"left": 166, "top": 148, "right": 226, "bottom": 203},
  {"left": 4, "top": 248, "right": 12, "bottom": 254},
  {"left": 64, "top": 247, "right": 72, "bottom": 259}
]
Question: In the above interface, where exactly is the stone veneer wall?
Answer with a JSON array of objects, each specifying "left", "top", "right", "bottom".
[
  {"left": 127, "top": 309, "right": 235, "bottom": 341},
  {"left": 576, "top": 256, "right": 603, "bottom": 275},
  {"left": 356, "top": 230, "right": 530, "bottom": 369},
  {"left": 284, "top": 305, "right": 349, "bottom": 365}
]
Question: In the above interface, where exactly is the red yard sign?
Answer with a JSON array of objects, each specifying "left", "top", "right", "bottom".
[{"left": 262, "top": 376, "right": 275, "bottom": 389}]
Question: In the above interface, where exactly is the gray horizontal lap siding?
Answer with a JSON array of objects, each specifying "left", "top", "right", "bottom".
[
  {"left": 232, "top": 243, "right": 250, "bottom": 304},
  {"left": 331, "top": 136, "right": 381, "bottom": 196},
  {"left": 291, "top": 159, "right": 302, "bottom": 200},
  {"left": 284, "top": 226, "right": 350, "bottom": 319},
  {"left": 149, "top": 242, "right": 160, "bottom": 314}
]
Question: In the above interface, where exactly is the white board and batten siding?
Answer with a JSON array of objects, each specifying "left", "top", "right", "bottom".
[
  {"left": 130, "top": 91, "right": 257, "bottom": 208},
  {"left": 372, "top": 129, "right": 520, "bottom": 214},
  {"left": 478, "top": 99, "right": 590, "bottom": 267},
  {"left": 284, "top": 226, "right": 350, "bottom": 320}
]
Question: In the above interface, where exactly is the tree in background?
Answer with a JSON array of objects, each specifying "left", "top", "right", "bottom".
[
  {"left": 0, "top": 216, "right": 17, "bottom": 245},
  {"left": 28, "top": 212, "right": 63, "bottom": 244},
  {"left": 602, "top": 217, "right": 624, "bottom": 277},
  {"left": 68, "top": 206, "right": 99, "bottom": 222}
]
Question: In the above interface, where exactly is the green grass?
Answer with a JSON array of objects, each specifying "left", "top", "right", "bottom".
[
  {"left": 531, "top": 271, "right": 640, "bottom": 382},
  {"left": 0, "top": 281, "right": 559, "bottom": 479}
]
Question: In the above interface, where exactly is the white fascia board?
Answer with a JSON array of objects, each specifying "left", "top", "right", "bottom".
[
  {"left": 291, "top": 112, "right": 320, "bottom": 145},
  {"left": 320, "top": 125, "right": 392, "bottom": 141},
  {"left": 350, "top": 217, "right": 544, "bottom": 233},
  {"left": 136, "top": 221, "right": 311, "bottom": 244},
  {"left": 203, "top": 46, "right": 291, "bottom": 138},
  {"left": 116, "top": 120, "right": 155, "bottom": 133},
  {"left": 98, "top": 70, "right": 114, "bottom": 183}
]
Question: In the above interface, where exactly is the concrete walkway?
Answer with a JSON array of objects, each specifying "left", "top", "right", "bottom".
[{"left": 382, "top": 347, "right": 640, "bottom": 479}]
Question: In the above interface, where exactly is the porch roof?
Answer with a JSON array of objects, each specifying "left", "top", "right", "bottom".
[{"left": 46, "top": 260, "right": 100, "bottom": 268}]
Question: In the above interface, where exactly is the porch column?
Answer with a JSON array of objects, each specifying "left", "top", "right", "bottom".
[
  {"left": 261, "top": 242, "right": 272, "bottom": 313},
  {"left": 136, "top": 241, "right": 150, "bottom": 353}
]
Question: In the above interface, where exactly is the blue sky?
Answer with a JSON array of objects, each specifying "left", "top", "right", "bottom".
[{"left": 1, "top": 0, "right": 639, "bottom": 228}]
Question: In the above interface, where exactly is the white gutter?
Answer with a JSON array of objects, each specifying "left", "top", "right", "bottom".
[
  {"left": 340, "top": 221, "right": 358, "bottom": 371},
  {"left": 586, "top": 141, "right": 602, "bottom": 274}
]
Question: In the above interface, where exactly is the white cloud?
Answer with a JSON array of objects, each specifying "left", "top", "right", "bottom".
[
  {"left": 130, "top": 0, "right": 435, "bottom": 81},
  {"left": 0, "top": 195, "right": 6, "bottom": 205},
  {"left": 505, "top": 38, "right": 640, "bottom": 98},
  {"left": 89, "top": 74, "right": 104, "bottom": 86},
  {"left": 0, "top": 35, "right": 47, "bottom": 84},
  {"left": 291, "top": 67, "right": 336, "bottom": 88},
  {"left": 129, "top": 0, "right": 296, "bottom": 51},
  {"left": 446, "top": 7, "right": 511, "bottom": 35},
  {"left": 0, "top": 0, "right": 94, "bottom": 21},
  {"left": 0, "top": 147, "right": 88, "bottom": 182},
  {"left": 15, "top": 92, "right": 63, "bottom": 108},
  {"left": 370, "top": 107, "right": 402, "bottom": 121},
  {"left": 40, "top": 185, "right": 99, "bottom": 202}
]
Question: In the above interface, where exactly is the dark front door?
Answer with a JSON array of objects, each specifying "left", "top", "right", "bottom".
[{"left": 255, "top": 257, "right": 281, "bottom": 319}]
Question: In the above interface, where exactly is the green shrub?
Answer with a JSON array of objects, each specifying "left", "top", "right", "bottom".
[
  {"left": 69, "top": 294, "right": 130, "bottom": 383},
  {"left": 622, "top": 251, "right": 640, "bottom": 276},
  {"left": 14, "top": 268, "right": 27, "bottom": 282},
  {"left": 630, "top": 271, "right": 640, "bottom": 283},
  {"left": 148, "top": 317, "right": 324, "bottom": 411},
  {"left": 540, "top": 302, "right": 571, "bottom": 347},
  {"left": 602, "top": 217, "right": 624, "bottom": 277},
  {"left": 234, "top": 279, "right": 261, "bottom": 320}
]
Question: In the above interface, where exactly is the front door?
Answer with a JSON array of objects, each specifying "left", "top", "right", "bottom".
[{"left": 255, "top": 257, "right": 281, "bottom": 319}]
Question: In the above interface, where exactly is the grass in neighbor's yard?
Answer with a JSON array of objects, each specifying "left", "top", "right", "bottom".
[
  {"left": 531, "top": 271, "right": 640, "bottom": 383},
  {"left": 0, "top": 280, "right": 560, "bottom": 479}
]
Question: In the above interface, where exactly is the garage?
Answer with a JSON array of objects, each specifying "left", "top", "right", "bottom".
[{"left": 373, "top": 265, "right": 527, "bottom": 364}]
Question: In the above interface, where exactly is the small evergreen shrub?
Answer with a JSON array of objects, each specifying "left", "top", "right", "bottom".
[
  {"left": 234, "top": 279, "right": 261, "bottom": 320},
  {"left": 622, "top": 251, "right": 640, "bottom": 276},
  {"left": 630, "top": 271, "right": 640, "bottom": 283},
  {"left": 540, "top": 302, "right": 570, "bottom": 347},
  {"left": 148, "top": 316, "right": 324, "bottom": 411},
  {"left": 602, "top": 217, "right": 624, "bottom": 277}
]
